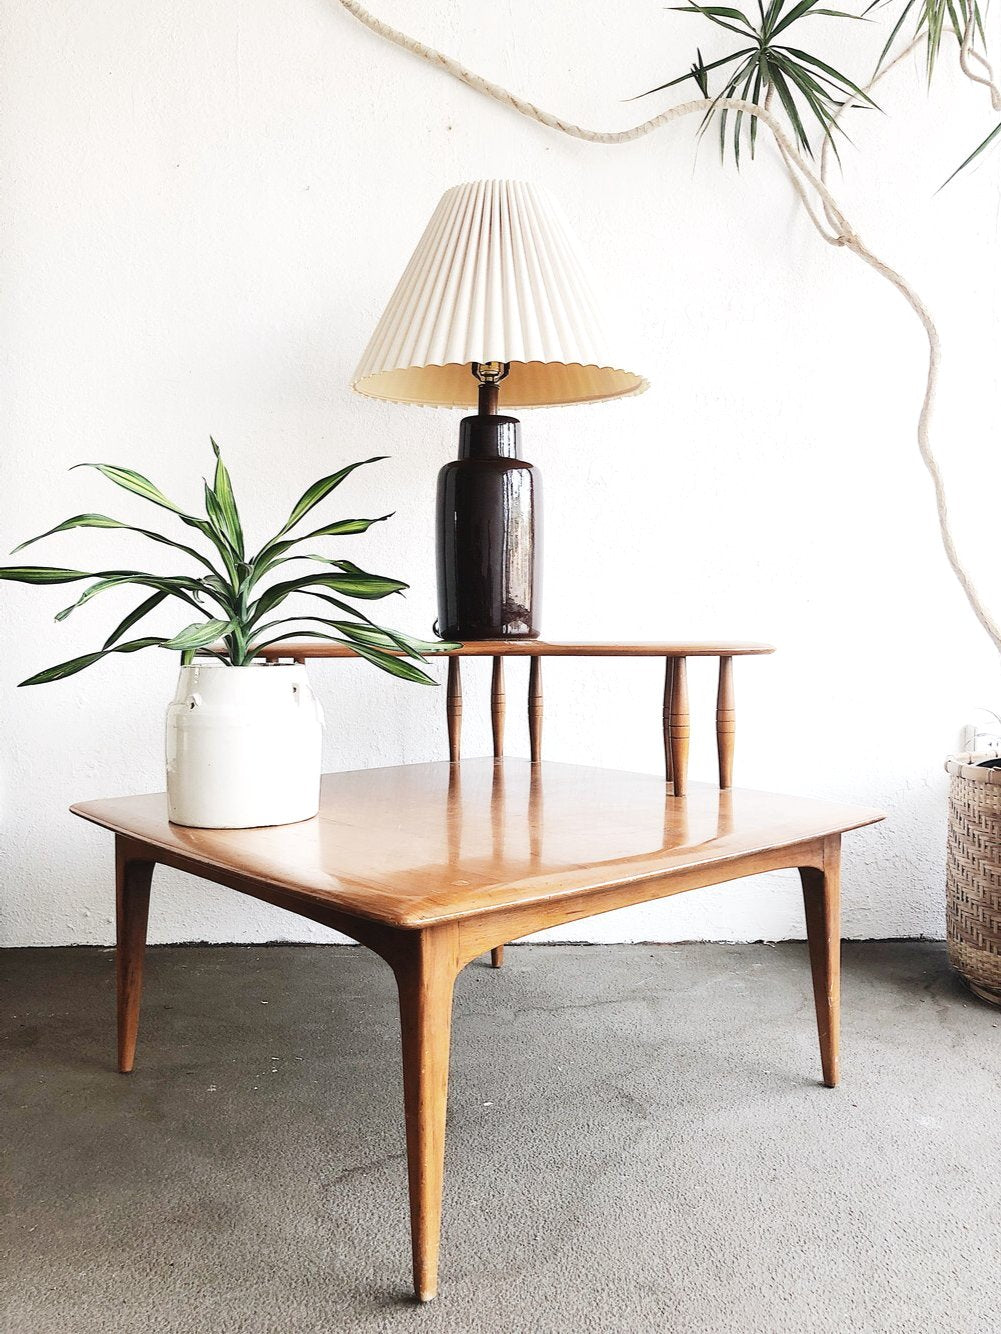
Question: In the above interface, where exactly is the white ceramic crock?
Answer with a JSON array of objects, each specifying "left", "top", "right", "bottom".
[{"left": 165, "top": 662, "right": 324, "bottom": 828}]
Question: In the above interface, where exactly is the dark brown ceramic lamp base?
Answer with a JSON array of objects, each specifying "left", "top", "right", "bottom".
[{"left": 435, "top": 368, "right": 541, "bottom": 640}]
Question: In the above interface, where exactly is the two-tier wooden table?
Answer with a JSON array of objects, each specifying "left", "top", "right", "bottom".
[{"left": 71, "top": 641, "right": 883, "bottom": 1302}]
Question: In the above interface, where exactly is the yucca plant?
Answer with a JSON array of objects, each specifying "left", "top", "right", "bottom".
[{"left": 0, "top": 441, "right": 455, "bottom": 686}]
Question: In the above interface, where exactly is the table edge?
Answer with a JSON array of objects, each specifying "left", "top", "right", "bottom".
[{"left": 70, "top": 765, "right": 885, "bottom": 931}]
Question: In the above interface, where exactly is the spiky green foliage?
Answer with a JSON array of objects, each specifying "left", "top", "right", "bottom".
[
  {"left": 872, "top": 0, "right": 985, "bottom": 83},
  {"left": 0, "top": 441, "right": 457, "bottom": 686},
  {"left": 641, "top": 0, "right": 999, "bottom": 184},
  {"left": 871, "top": 0, "right": 998, "bottom": 186},
  {"left": 637, "top": 0, "right": 877, "bottom": 165}
]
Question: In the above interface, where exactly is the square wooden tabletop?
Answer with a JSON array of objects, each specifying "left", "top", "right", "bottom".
[{"left": 72, "top": 759, "right": 884, "bottom": 929}]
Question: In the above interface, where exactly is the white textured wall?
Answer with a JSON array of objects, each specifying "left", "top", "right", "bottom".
[{"left": 2, "top": 0, "right": 999, "bottom": 947}]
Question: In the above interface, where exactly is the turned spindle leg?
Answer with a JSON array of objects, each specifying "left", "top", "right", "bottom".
[
  {"left": 528, "top": 657, "right": 543, "bottom": 763},
  {"left": 663, "top": 658, "right": 675, "bottom": 786},
  {"left": 528, "top": 656, "right": 544, "bottom": 763},
  {"left": 446, "top": 658, "right": 462, "bottom": 763},
  {"left": 669, "top": 656, "right": 690, "bottom": 797},
  {"left": 716, "top": 655, "right": 735, "bottom": 789},
  {"left": 491, "top": 657, "right": 505, "bottom": 758}
]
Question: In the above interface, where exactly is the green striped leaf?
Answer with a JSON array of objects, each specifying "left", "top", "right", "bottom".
[
  {"left": 246, "top": 628, "right": 347, "bottom": 655},
  {"left": 12, "top": 514, "right": 128, "bottom": 551},
  {"left": 248, "top": 630, "right": 436, "bottom": 684},
  {"left": 329, "top": 621, "right": 459, "bottom": 657},
  {"left": 162, "top": 618, "right": 235, "bottom": 650},
  {"left": 103, "top": 591, "right": 168, "bottom": 649},
  {"left": 250, "top": 571, "right": 407, "bottom": 625},
  {"left": 75, "top": 460, "right": 240, "bottom": 582},
  {"left": 55, "top": 572, "right": 208, "bottom": 622},
  {"left": 203, "top": 480, "right": 238, "bottom": 558},
  {"left": 210, "top": 439, "right": 244, "bottom": 556},
  {"left": 299, "top": 556, "right": 409, "bottom": 590},
  {"left": 313, "top": 572, "right": 407, "bottom": 599},
  {"left": 307, "top": 515, "right": 393, "bottom": 538},
  {"left": 345, "top": 642, "right": 437, "bottom": 684},
  {"left": 0, "top": 566, "right": 92, "bottom": 584},
  {"left": 12, "top": 513, "right": 221, "bottom": 573},
  {"left": 278, "top": 457, "right": 386, "bottom": 536},
  {"left": 293, "top": 592, "right": 388, "bottom": 635},
  {"left": 248, "top": 615, "right": 457, "bottom": 663},
  {"left": 72, "top": 464, "right": 185, "bottom": 514},
  {"left": 250, "top": 515, "right": 393, "bottom": 583},
  {"left": 19, "top": 637, "right": 168, "bottom": 686}
]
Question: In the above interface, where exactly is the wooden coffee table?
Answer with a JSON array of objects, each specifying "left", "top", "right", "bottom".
[{"left": 71, "top": 643, "right": 883, "bottom": 1302}]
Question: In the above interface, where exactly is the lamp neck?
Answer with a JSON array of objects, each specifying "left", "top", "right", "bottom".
[
  {"left": 458, "top": 411, "right": 521, "bottom": 460},
  {"left": 462, "top": 360, "right": 517, "bottom": 458},
  {"left": 471, "top": 359, "right": 510, "bottom": 423}
]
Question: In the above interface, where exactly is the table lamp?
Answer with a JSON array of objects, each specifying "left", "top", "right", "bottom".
[{"left": 353, "top": 179, "right": 648, "bottom": 640}]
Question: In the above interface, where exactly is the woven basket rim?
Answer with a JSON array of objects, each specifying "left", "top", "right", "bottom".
[{"left": 945, "top": 752, "right": 1001, "bottom": 784}]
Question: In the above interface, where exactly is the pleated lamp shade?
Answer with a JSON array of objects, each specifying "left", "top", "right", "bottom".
[{"left": 353, "top": 179, "right": 648, "bottom": 409}]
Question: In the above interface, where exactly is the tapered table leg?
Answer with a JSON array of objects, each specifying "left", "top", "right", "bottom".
[
  {"left": 799, "top": 837, "right": 841, "bottom": 1088},
  {"left": 393, "top": 923, "right": 461, "bottom": 1302},
  {"left": 490, "top": 945, "right": 504, "bottom": 968},
  {"left": 115, "top": 839, "right": 154, "bottom": 1074}
]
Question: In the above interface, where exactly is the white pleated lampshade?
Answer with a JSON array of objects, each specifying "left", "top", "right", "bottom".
[{"left": 352, "top": 179, "right": 648, "bottom": 409}]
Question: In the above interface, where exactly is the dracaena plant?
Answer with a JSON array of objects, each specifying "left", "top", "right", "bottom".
[
  {"left": 0, "top": 441, "right": 455, "bottom": 686},
  {"left": 639, "top": 0, "right": 879, "bottom": 165},
  {"left": 641, "top": 0, "right": 996, "bottom": 179}
]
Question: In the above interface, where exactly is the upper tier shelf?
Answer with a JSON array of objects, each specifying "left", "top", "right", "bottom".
[
  {"left": 245, "top": 638, "right": 776, "bottom": 796},
  {"left": 256, "top": 640, "right": 775, "bottom": 660}
]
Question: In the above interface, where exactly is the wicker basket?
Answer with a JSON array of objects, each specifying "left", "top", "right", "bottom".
[{"left": 945, "top": 753, "right": 1001, "bottom": 1006}]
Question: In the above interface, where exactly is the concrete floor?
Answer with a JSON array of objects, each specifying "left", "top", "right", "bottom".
[{"left": 3, "top": 942, "right": 1000, "bottom": 1334}]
